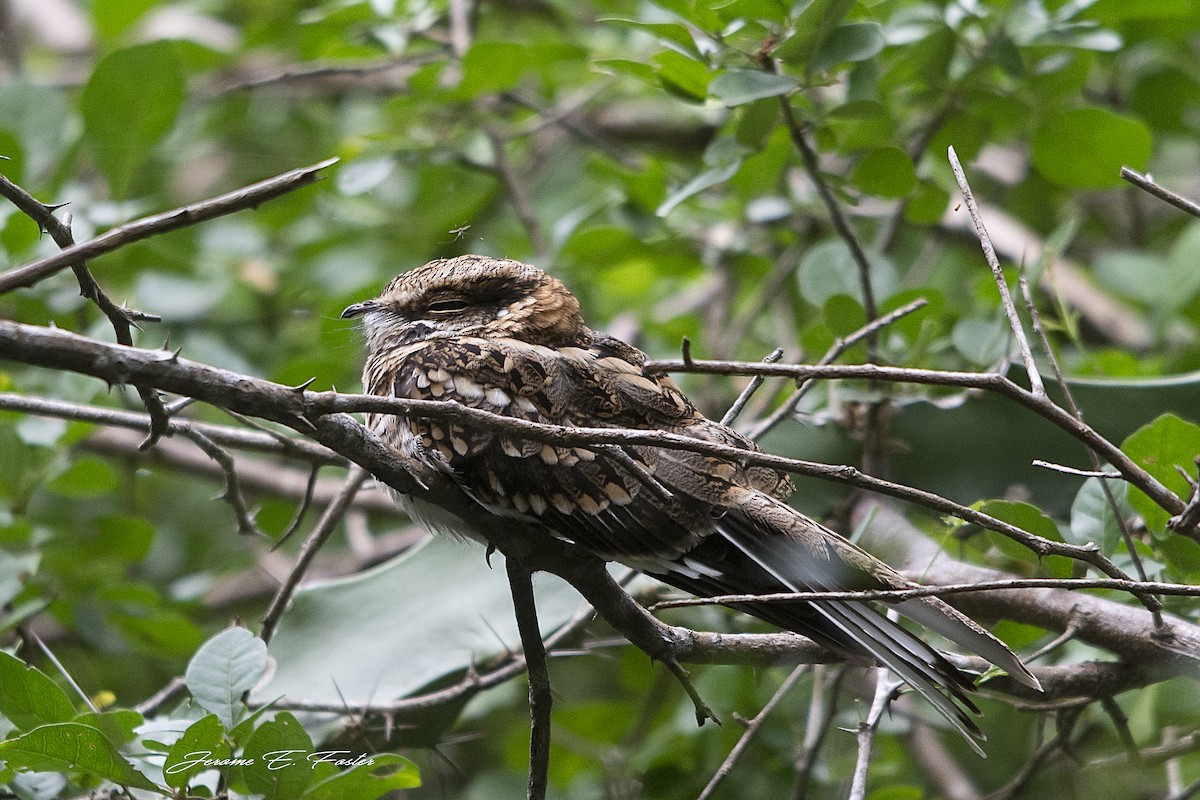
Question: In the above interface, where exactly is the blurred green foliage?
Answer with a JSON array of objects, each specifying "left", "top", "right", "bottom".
[{"left": 2, "top": 0, "right": 1200, "bottom": 797}]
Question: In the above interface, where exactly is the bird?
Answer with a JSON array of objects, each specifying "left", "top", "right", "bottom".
[{"left": 342, "top": 254, "right": 1040, "bottom": 753}]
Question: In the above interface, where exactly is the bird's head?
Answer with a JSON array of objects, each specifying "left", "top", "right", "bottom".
[{"left": 342, "top": 255, "right": 588, "bottom": 352}]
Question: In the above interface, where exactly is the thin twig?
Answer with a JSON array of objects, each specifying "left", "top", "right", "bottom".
[
  {"left": 134, "top": 676, "right": 187, "bottom": 716},
  {"left": 0, "top": 391, "right": 343, "bottom": 464},
  {"left": 640, "top": 356, "right": 1181, "bottom": 519},
  {"left": 485, "top": 126, "right": 548, "bottom": 257},
  {"left": 948, "top": 146, "right": 1045, "bottom": 398},
  {"left": 1100, "top": 694, "right": 1140, "bottom": 764},
  {"left": 791, "top": 666, "right": 846, "bottom": 800},
  {"left": 1017, "top": 273, "right": 1164, "bottom": 618},
  {"left": 259, "top": 466, "right": 369, "bottom": 644},
  {"left": 649, "top": 576, "right": 1200, "bottom": 609},
  {"left": 1120, "top": 167, "right": 1200, "bottom": 220},
  {"left": 848, "top": 668, "right": 899, "bottom": 800},
  {"left": 721, "top": 347, "right": 783, "bottom": 426},
  {"left": 181, "top": 429, "right": 268, "bottom": 538},
  {"left": 505, "top": 559, "right": 552, "bottom": 800},
  {"left": 746, "top": 297, "right": 928, "bottom": 440},
  {"left": 1032, "top": 460, "right": 1121, "bottom": 478},
  {"left": 26, "top": 631, "right": 98, "bottom": 713},
  {"left": 0, "top": 175, "right": 170, "bottom": 446},
  {"left": 0, "top": 158, "right": 338, "bottom": 293},
  {"left": 697, "top": 665, "right": 808, "bottom": 800},
  {"left": 271, "top": 462, "right": 322, "bottom": 550},
  {"left": 777, "top": 95, "right": 879, "bottom": 358}
]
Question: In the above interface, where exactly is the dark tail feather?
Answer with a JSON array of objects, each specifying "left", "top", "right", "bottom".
[
  {"left": 718, "top": 525, "right": 987, "bottom": 755},
  {"left": 653, "top": 492, "right": 1040, "bottom": 754}
]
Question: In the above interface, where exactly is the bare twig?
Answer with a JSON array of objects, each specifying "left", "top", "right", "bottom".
[
  {"left": 0, "top": 176, "right": 170, "bottom": 446},
  {"left": 26, "top": 631, "right": 98, "bottom": 713},
  {"left": 0, "top": 391, "right": 343, "bottom": 464},
  {"left": 0, "top": 158, "right": 339, "bottom": 293},
  {"left": 642, "top": 356, "right": 1181, "bottom": 519},
  {"left": 649, "top": 577, "right": 1200, "bottom": 608},
  {"left": 698, "top": 665, "right": 808, "bottom": 800},
  {"left": 505, "top": 559, "right": 552, "bottom": 800},
  {"left": 271, "top": 463, "right": 322, "bottom": 550},
  {"left": 1120, "top": 167, "right": 1200, "bottom": 220},
  {"left": 134, "top": 676, "right": 188, "bottom": 716},
  {"left": 259, "top": 466, "right": 369, "bottom": 644},
  {"left": 849, "top": 668, "right": 900, "bottom": 800},
  {"left": 746, "top": 297, "right": 929, "bottom": 440},
  {"left": 181, "top": 429, "right": 269, "bottom": 538},
  {"left": 777, "top": 96, "right": 879, "bottom": 356},
  {"left": 792, "top": 666, "right": 846, "bottom": 800},
  {"left": 721, "top": 347, "right": 783, "bottom": 426},
  {"left": 948, "top": 146, "right": 1045, "bottom": 398},
  {"left": 485, "top": 126, "right": 548, "bottom": 257},
  {"left": 1032, "top": 460, "right": 1121, "bottom": 478},
  {"left": 1017, "top": 272, "right": 1164, "bottom": 617}
]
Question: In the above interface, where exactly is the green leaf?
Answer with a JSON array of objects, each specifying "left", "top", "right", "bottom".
[
  {"left": 709, "top": 70, "right": 798, "bottom": 107},
  {"left": 1121, "top": 413, "right": 1200, "bottom": 534},
  {"left": 163, "top": 714, "right": 229, "bottom": 790},
  {"left": 1031, "top": 107, "right": 1152, "bottom": 188},
  {"left": 656, "top": 161, "right": 740, "bottom": 217},
  {"left": 239, "top": 712, "right": 314, "bottom": 800},
  {"left": 0, "top": 723, "right": 162, "bottom": 792},
  {"left": 905, "top": 180, "right": 950, "bottom": 224},
  {"left": 811, "top": 22, "right": 885, "bottom": 71},
  {"left": 0, "top": 651, "right": 77, "bottom": 731},
  {"left": 302, "top": 753, "right": 421, "bottom": 799},
  {"left": 45, "top": 456, "right": 119, "bottom": 499},
  {"left": 601, "top": 18, "right": 700, "bottom": 58},
  {"left": 979, "top": 500, "right": 1064, "bottom": 564},
  {"left": 849, "top": 146, "right": 917, "bottom": 197},
  {"left": 185, "top": 626, "right": 268, "bottom": 729},
  {"left": 773, "top": 0, "right": 857, "bottom": 65},
  {"left": 80, "top": 42, "right": 186, "bottom": 196},
  {"left": 71, "top": 709, "right": 142, "bottom": 747},
  {"left": 797, "top": 240, "right": 898, "bottom": 306},
  {"left": 90, "top": 0, "right": 157, "bottom": 39},
  {"left": 256, "top": 537, "right": 592, "bottom": 710},
  {"left": 652, "top": 50, "right": 711, "bottom": 102},
  {"left": 456, "top": 42, "right": 528, "bottom": 97},
  {"left": 822, "top": 294, "right": 866, "bottom": 337},
  {"left": 92, "top": 515, "right": 155, "bottom": 562},
  {"left": 1068, "top": 478, "right": 1129, "bottom": 555}
]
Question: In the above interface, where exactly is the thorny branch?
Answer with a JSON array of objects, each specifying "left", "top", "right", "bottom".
[
  {"left": 0, "top": 158, "right": 338, "bottom": 293},
  {"left": 0, "top": 173, "right": 170, "bottom": 446}
]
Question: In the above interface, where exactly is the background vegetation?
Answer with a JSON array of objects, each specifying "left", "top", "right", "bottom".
[{"left": 2, "top": 0, "right": 1200, "bottom": 797}]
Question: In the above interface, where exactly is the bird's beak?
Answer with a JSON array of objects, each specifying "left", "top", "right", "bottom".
[{"left": 341, "top": 301, "right": 376, "bottom": 319}]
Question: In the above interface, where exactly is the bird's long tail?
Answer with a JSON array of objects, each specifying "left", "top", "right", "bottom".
[{"left": 651, "top": 491, "right": 1040, "bottom": 755}]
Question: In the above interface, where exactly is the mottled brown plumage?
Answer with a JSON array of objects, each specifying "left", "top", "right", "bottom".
[{"left": 344, "top": 254, "right": 1039, "bottom": 753}]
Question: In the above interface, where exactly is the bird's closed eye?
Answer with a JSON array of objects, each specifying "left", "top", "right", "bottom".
[{"left": 427, "top": 298, "right": 470, "bottom": 314}]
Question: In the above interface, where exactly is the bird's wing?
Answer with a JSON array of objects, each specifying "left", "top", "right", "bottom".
[{"left": 374, "top": 333, "right": 785, "bottom": 565}]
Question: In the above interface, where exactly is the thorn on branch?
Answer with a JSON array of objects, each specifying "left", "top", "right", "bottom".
[
  {"left": 1167, "top": 458, "right": 1200, "bottom": 543},
  {"left": 292, "top": 376, "right": 318, "bottom": 393}
]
